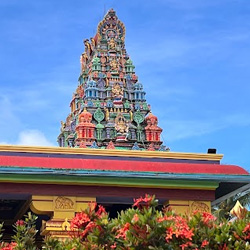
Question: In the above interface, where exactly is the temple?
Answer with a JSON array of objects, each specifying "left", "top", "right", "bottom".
[
  {"left": 0, "top": 9, "right": 249, "bottom": 241},
  {"left": 57, "top": 9, "right": 164, "bottom": 151}
]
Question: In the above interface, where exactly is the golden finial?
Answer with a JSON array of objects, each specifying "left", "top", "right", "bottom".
[
  {"left": 62, "top": 218, "right": 70, "bottom": 231},
  {"left": 230, "top": 200, "right": 243, "bottom": 217}
]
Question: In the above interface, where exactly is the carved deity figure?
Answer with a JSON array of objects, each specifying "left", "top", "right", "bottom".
[
  {"left": 108, "top": 38, "right": 116, "bottom": 50},
  {"left": 110, "top": 58, "right": 119, "bottom": 71},
  {"left": 129, "top": 110, "right": 133, "bottom": 121},
  {"left": 107, "top": 30, "right": 115, "bottom": 38},
  {"left": 104, "top": 108, "right": 110, "bottom": 121},
  {"left": 112, "top": 82, "right": 123, "bottom": 98},
  {"left": 115, "top": 113, "right": 129, "bottom": 136},
  {"left": 84, "top": 39, "right": 92, "bottom": 56},
  {"left": 60, "top": 121, "right": 66, "bottom": 132},
  {"left": 80, "top": 52, "right": 88, "bottom": 71},
  {"left": 90, "top": 37, "right": 96, "bottom": 51},
  {"left": 76, "top": 85, "right": 84, "bottom": 98}
]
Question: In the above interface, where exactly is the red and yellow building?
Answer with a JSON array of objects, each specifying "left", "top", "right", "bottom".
[
  {"left": 0, "top": 145, "right": 248, "bottom": 238},
  {"left": 0, "top": 9, "right": 249, "bottom": 239}
]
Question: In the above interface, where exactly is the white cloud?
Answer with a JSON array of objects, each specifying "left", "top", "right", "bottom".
[{"left": 16, "top": 130, "right": 54, "bottom": 146}]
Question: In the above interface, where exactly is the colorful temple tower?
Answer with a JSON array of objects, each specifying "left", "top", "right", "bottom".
[
  {"left": 0, "top": 9, "right": 249, "bottom": 241},
  {"left": 57, "top": 9, "right": 164, "bottom": 151}
]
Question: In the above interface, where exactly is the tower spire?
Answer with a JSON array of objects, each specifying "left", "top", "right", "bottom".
[{"left": 58, "top": 9, "right": 164, "bottom": 150}]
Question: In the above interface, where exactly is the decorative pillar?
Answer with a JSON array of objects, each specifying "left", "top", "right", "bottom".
[{"left": 30, "top": 195, "right": 96, "bottom": 239}]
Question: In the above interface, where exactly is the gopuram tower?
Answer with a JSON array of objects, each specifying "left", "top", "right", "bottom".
[
  {"left": 0, "top": 7, "right": 248, "bottom": 243},
  {"left": 58, "top": 9, "right": 166, "bottom": 151}
]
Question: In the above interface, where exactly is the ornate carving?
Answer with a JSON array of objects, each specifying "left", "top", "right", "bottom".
[
  {"left": 190, "top": 201, "right": 210, "bottom": 213},
  {"left": 60, "top": 121, "right": 66, "bottom": 132},
  {"left": 112, "top": 82, "right": 123, "bottom": 97},
  {"left": 80, "top": 52, "right": 88, "bottom": 72},
  {"left": 106, "top": 141, "right": 115, "bottom": 149},
  {"left": 57, "top": 9, "right": 166, "bottom": 151},
  {"left": 90, "top": 141, "right": 99, "bottom": 149},
  {"left": 79, "top": 142, "right": 87, "bottom": 148},
  {"left": 76, "top": 85, "right": 84, "bottom": 98},
  {"left": 55, "top": 197, "right": 74, "bottom": 210},
  {"left": 115, "top": 114, "right": 129, "bottom": 134},
  {"left": 133, "top": 110, "right": 144, "bottom": 126},
  {"left": 62, "top": 218, "right": 70, "bottom": 231},
  {"left": 147, "top": 143, "right": 155, "bottom": 151},
  {"left": 132, "top": 142, "right": 141, "bottom": 150},
  {"left": 145, "top": 112, "right": 162, "bottom": 142},
  {"left": 75, "top": 108, "right": 95, "bottom": 145},
  {"left": 108, "top": 38, "right": 116, "bottom": 50},
  {"left": 66, "top": 114, "right": 72, "bottom": 127},
  {"left": 104, "top": 108, "right": 110, "bottom": 121},
  {"left": 90, "top": 37, "right": 96, "bottom": 51},
  {"left": 110, "top": 59, "right": 119, "bottom": 71},
  {"left": 94, "top": 108, "right": 105, "bottom": 123},
  {"left": 97, "top": 9, "right": 125, "bottom": 42},
  {"left": 84, "top": 39, "right": 92, "bottom": 56}
]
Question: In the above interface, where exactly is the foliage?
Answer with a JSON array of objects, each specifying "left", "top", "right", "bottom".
[
  {"left": 1, "top": 195, "right": 250, "bottom": 249},
  {"left": 43, "top": 195, "right": 250, "bottom": 250},
  {"left": 0, "top": 212, "right": 37, "bottom": 250},
  {"left": 213, "top": 193, "right": 250, "bottom": 221},
  {"left": 12, "top": 212, "right": 38, "bottom": 250}
]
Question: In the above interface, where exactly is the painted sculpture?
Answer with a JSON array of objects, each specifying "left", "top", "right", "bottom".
[{"left": 58, "top": 9, "right": 165, "bottom": 150}]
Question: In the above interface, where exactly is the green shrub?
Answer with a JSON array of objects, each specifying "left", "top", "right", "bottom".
[{"left": 1, "top": 195, "right": 250, "bottom": 250}]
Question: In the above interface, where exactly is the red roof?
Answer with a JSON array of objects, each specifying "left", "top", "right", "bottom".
[{"left": 0, "top": 155, "right": 248, "bottom": 175}]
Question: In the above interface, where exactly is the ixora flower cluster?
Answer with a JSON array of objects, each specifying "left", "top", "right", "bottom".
[{"left": 1, "top": 195, "right": 250, "bottom": 250}]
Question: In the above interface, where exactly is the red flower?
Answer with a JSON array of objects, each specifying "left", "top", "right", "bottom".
[
  {"left": 201, "top": 240, "right": 209, "bottom": 247},
  {"left": 165, "top": 227, "right": 174, "bottom": 241},
  {"left": 243, "top": 223, "right": 250, "bottom": 233},
  {"left": 80, "top": 221, "right": 97, "bottom": 238},
  {"left": 96, "top": 205, "right": 107, "bottom": 218},
  {"left": 202, "top": 212, "right": 216, "bottom": 225},
  {"left": 133, "top": 194, "right": 153, "bottom": 209},
  {"left": 15, "top": 220, "right": 25, "bottom": 226},
  {"left": 165, "top": 216, "right": 193, "bottom": 242},
  {"left": 110, "top": 243, "right": 117, "bottom": 249},
  {"left": 70, "top": 212, "right": 90, "bottom": 230},
  {"left": 243, "top": 223, "right": 250, "bottom": 239},
  {"left": 116, "top": 222, "right": 130, "bottom": 239},
  {"left": 157, "top": 215, "right": 174, "bottom": 222},
  {"left": 180, "top": 241, "right": 192, "bottom": 250},
  {"left": 0, "top": 242, "right": 17, "bottom": 250}
]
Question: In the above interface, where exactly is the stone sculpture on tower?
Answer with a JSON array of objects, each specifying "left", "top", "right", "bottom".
[{"left": 58, "top": 9, "right": 165, "bottom": 151}]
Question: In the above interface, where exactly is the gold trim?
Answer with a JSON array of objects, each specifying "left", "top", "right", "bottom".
[{"left": 0, "top": 145, "right": 223, "bottom": 161}]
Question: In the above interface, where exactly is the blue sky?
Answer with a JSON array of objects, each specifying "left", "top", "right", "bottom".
[{"left": 0, "top": 0, "right": 249, "bottom": 172}]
